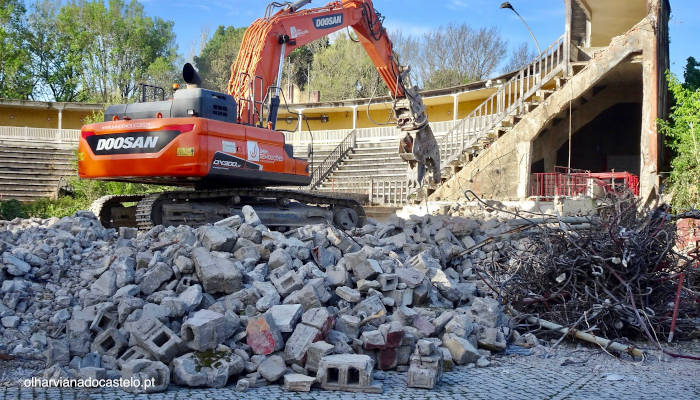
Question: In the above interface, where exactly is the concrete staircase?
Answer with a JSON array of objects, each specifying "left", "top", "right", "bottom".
[
  {"left": 307, "top": 35, "right": 573, "bottom": 205},
  {"left": 316, "top": 141, "right": 405, "bottom": 193},
  {"left": 0, "top": 139, "right": 76, "bottom": 201}
]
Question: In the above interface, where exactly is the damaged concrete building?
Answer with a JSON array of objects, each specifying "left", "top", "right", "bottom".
[{"left": 430, "top": 0, "right": 671, "bottom": 205}]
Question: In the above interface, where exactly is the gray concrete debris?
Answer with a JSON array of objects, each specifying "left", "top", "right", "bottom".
[
  {"left": 258, "top": 354, "right": 286, "bottom": 382},
  {"left": 130, "top": 318, "right": 184, "bottom": 363},
  {"left": 317, "top": 354, "right": 382, "bottom": 393},
  {"left": 270, "top": 266, "right": 303, "bottom": 296},
  {"left": 192, "top": 247, "right": 242, "bottom": 295},
  {"left": 336, "top": 286, "right": 361, "bottom": 302},
  {"left": 283, "top": 373, "right": 316, "bottom": 392},
  {"left": 306, "top": 341, "right": 334, "bottom": 373},
  {"left": 121, "top": 359, "right": 170, "bottom": 393},
  {"left": 442, "top": 333, "right": 480, "bottom": 365},
  {"left": 284, "top": 323, "right": 320, "bottom": 364},
  {"left": 91, "top": 328, "right": 127, "bottom": 358},
  {"left": 268, "top": 248, "right": 293, "bottom": 270},
  {"left": 172, "top": 350, "right": 244, "bottom": 388},
  {"left": 242, "top": 205, "right": 261, "bottom": 226},
  {"left": 197, "top": 226, "right": 238, "bottom": 252},
  {"left": 181, "top": 310, "right": 232, "bottom": 351},
  {"left": 0, "top": 206, "right": 516, "bottom": 394},
  {"left": 269, "top": 304, "right": 303, "bottom": 333},
  {"left": 407, "top": 339, "right": 443, "bottom": 389}
]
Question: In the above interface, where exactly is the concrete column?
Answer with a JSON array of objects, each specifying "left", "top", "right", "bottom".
[
  {"left": 639, "top": 27, "right": 660, "bottom": 203},
  {"left": 297, "top": 109, "right": 305, "bottom": 133},
  {"left": 57, "top": 108, "right": 63, "bottom": 131},
  {"left": 452, "top": 94, "right": 459, "bottom": 123},
  {"left": 351, "top": 105, "right": 358, "bottom": 130},
  {"left": 516, "top": 141, "right": 533, "bottom": 200}
]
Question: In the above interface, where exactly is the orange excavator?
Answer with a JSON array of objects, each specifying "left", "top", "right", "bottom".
[{"left": 78, "top": 0, "right": 440, "bottom": 230}]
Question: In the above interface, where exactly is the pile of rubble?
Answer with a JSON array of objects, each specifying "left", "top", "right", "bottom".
[{"left": 0, "top": 206, "right": 516, "bottom": 393}]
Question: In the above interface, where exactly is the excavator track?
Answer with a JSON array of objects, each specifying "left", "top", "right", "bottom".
[
  {"left": 91, "top": 194, "right": 148, "bottom": 229},
  {"left": 125, "top": 188, "right": 367, "bottom": 231}
]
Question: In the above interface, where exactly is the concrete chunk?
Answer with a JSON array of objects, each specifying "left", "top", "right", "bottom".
[
  {"left": 395, "top": 267, "right": 425, "bottom": 288},
  {"left": 197, "top": 225, "right": 238, "bottom": 252},
  {"left": 192, "top": 247, "right": 243, "bottom": 295},
  {"left": 305, "top": 341, "right": 334, "bottom": 373},
  {"left": 268, "top": 248, "right": 293, "bottom": 270},
  {"left": 258, "top": 354, "right": 286, "bottom": 382},
  {"left": 270, "top": 266, "right": 303, "bottom": 296},
  {"left": 443, "top": 333, "right": 479, "bottom": 365},
  {"left": 139, "top": 263, "right": 173, "bottom": 295},
  {"left": 335, "top": 286, "right": 361, "bottom": 302},
  {"left": 181, "top": 310, "right": 231, "bottom": 351},
  {"left": 269, "top": 304, "right": 303, "bottom": 333},
  {"left": 121, "top": 359, "right": 170, "bottom": 393},
  {"left": 246, "top": 313, "right": 284, "bottom": 355},
  {"left": 285, "top": 323, "right": 320, "bottom": 364},
  {"left": 283, "top": 373, "right": 315, "bottom": 392}
]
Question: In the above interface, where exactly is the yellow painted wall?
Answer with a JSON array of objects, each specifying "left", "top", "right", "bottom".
[
  {"left": 275, "top": 91, "right": 493, "bottom": 132},
  {"left": 0, "top": 107, "right": 95, "bottom": 129}
]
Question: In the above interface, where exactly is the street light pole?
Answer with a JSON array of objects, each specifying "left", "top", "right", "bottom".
[{"left": 500, "top": 2, "right": 542, "bottom": 55}]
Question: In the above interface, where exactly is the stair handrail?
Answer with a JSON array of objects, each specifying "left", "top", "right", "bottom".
[
  {"left": 309, "top": 129, "right": 357, "bottom": 190},
  {"left": 439, "top": 34, "right": 567, "bottom": 168}
]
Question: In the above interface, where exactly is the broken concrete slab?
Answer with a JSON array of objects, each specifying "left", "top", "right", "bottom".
[
  {"left": 268, "top": 304, "right": 303, "bottom": 333},
  {"left": 284, "top": 323, "right": 320, "bottom": 364},
  {"left": 283, "top": 373, "right": 315, "bottom": 392}
]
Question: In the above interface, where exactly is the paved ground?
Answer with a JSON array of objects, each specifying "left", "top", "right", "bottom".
[{"left": 2, "top": 344, "right": 699, "bottom": 400}]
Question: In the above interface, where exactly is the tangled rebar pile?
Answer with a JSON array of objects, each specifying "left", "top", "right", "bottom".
[{"left": 480, "top": 192, "right": 699, "bottom": 344}]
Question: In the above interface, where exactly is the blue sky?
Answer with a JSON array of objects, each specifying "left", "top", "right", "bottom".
[{"left": 140, "top": 0, "right": 698, "bottom": 78}]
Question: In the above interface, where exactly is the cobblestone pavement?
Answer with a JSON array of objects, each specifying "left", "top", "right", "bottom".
[{"left": 2, "top": 345, "right": 699, "bottom": 400}]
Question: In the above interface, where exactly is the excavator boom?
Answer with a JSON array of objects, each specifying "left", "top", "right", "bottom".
[{"left": 229, "top": 0, "right": 440, "bottom": 185}]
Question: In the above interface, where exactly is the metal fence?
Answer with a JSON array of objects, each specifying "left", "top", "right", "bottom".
[{"left": 530, "top": 167, "right": 640, "bottom": 199}]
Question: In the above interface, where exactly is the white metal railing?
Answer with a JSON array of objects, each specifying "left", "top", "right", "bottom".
[
  {"left": 285, "top": 120, "right": 459, "bottom": 147},
  {"left": 439, "top": 35, "right": 567, "bottom": 169},
  {"left": 320, "top": 177, "right": 410, "bottom": 206},
  {"left": 0, "top": 126, "right": 81, "bottom": 143}
]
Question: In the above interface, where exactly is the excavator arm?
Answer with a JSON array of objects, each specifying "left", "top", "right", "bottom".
[{"left": 228, "top": 0, "right": 441, "bottom": 185}]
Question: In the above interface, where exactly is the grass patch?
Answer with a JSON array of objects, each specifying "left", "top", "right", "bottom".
[{"left": 0, "top": 178, "right": 174, "bottom": 220}]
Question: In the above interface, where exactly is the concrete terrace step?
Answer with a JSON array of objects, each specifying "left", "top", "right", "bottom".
[
  {"left": 0, "top": 144, "right": 76, "bottom": 154},
  {"left": 335, "top": 163, "right": 405, "bottom": 171},
  {"left": 0, "top": 159, "right": 75, "bottom": 170},
  {"left": 0, "top": 172, "right": 68, "bottom": 181},
  {"left": 0, "top": 153, "right": 75, "bottom": 164}
]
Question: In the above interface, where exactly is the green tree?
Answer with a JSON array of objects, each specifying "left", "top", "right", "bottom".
[
  {"left": 309, "top": 33, "right": 385, "bottom": 101},
  {"left": 659, "top": 73, "right": 700, "bottom": 210},
  {"left": 284, "top": 37, "right": 329, "bottom": 91},
  {"left": 27, "top": 0, "right": 86, "bottom": 101},
  {"left": 0, "top": 0, "right": 33, "bottom": 99},
  {"left": 195, "top": 26, "right": 246, "bottom": 92},
  {"left": 684, "top": 57, "right": 700, "bottom": 91},
  {"left": 424, "top": 69, "right": 464, "bottom": 90},
  {"left": 57, "top": 0, "right": 178, "bottom": 103}
]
